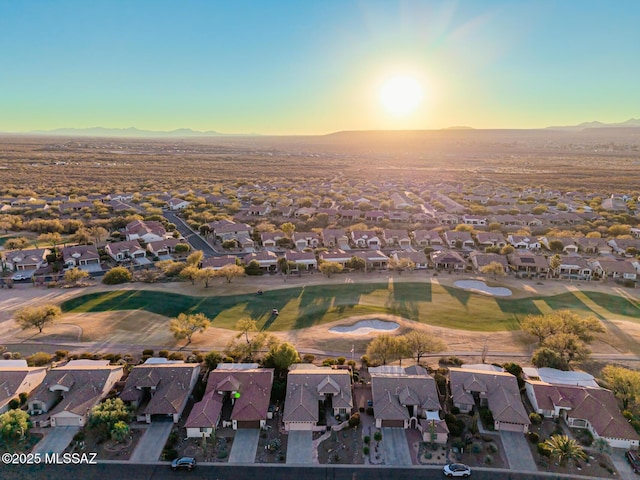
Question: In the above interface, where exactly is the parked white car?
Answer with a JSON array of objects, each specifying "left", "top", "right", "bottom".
[{"left": 443, "top": 463, "right": 471, "bottom": 477}]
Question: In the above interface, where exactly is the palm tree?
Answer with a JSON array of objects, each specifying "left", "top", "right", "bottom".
[{"left": 543, "top": 434, "right": 587, "bottom": 467}]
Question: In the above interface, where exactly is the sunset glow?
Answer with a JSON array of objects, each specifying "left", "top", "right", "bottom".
[{"left": 379, "top": 76, "right": 424, "bottom": 117}]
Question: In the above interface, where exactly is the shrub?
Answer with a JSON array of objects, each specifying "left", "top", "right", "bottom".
[
  {"left": 479, "top": 407, "right": 495, "bottom": 430},
  {"left": 363, "top": 446, "right": 370, "bottom": 455},
  {"left": 174, "top": 243, "right": 190, "bottom": 253},
  {"left": 73, "top": 430, "right": 85, "bottom": 442},
  {"left": 366, "top": 407, "right": 373, "bottom": 416},
  {"left": 302, "top": 353, "right": 315, "bottom": 363},
  {"left": 142, "top": 349, "right": 154, "bottom": 356},
  {"left": 348, "top": 412, "right": 360, "bottom": 428},
  {"left": 159, "top": 350, "right": 169, "bottom": 358},
  {"left": 54, "top": 350, "right": 69, "bottom": 359},
  {"left": 486, "top": 442, "right": 498, "bottom": 453},
  {"left": 8, "top": 398, "right": 20, "bottom": 410},
  {"left": 444, "top": 413, "right": 465, "bottom": 437},
  {"left": 374, "top": 431, "right": 382, "bottom": 442},
  {"left": 451, "top": 406, "right": 460, "bottom": 415},
  {"left": 322, "top": 358, "right": 337, "bottom": 366},
  {"left": 19, "top": 392, "right": 28, "bottom": 405},
  {"left": 168, "top": 352, "right": 184, "bottom": 361},
  {"left": 364, "top": 436, "right": 370, "bottom": 444},
  {"left": 471, "top": 443, "right": 482, "bottom": 453},
  {"left": 217, "top": 450, "right": 228, "bottom": 459},
  {"left": 102, "top": 266, "right": 132, "bottom": 285},
  {"left": 527, "top": 431, "right": 540, "bottom": 444},
  {"left": 336, "top": 357, "right": 346, "bottom": 365},
  {"left": 163, "top": 448, "right": 178, "bottom": 460},
  {"left": 26, "top": 352, "right": 53, "bottom": 366},
  {"left": 529, "top": 412, "right": 542, "bottom": 425},
  {"left": 537, "top": 442, "right": 552, "bottom": 457},
  {"left": 484, "top": 455, "right": 493, "bottom": 465},
  {"left": 360, "top": 355, "right": 370, "bottom": 367}
]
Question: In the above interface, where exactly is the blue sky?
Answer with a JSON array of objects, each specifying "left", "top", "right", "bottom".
[{"left": 0, "top": 0, "right": 638, "bottom": 134}]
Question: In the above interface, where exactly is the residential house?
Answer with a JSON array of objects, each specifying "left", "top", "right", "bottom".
[
  {"left": 539, "top": 237, "right": 579, "bottom": 254},
  {"left": 246, "top": 204, "right": 271, "bottom": 216},
  {"left": 146, "top": 238, "right": 184, "bottom": 258},
  {"left": 608, "top": 238, "right": 640, "bottom": 256},
  {"left": 2, "top": 248, "right": 50, "bottom": 272},
  {"left": 321, "top": 229, "right": 349, "bottom": 248},
  {"left": 351, "top": 230, "right": 381, "bottom": 249},
  {"left": 388, "top": 211, "right": 411, "bottom": 222},
  {"left": 475, "top": 233, "right": 507, "bottom": 249},
  {"left": 469, "top": 252, "right": 508, "bottom": 273},
  {"left": 443, "top": 231, "right": 474, "bottom": 249},
  {"left": 338, "top": 209, "right": 362, "bottom": 221},
  {"left": 383, "top": 229, "right": 411, "bottom": 248},
  {"left": 120, "top": 358, "right": 200, "bottom": 424},
  {"left": 291, "top": 232, "right": 321, "bottom": 250},
  {"left": 364, "top": 210, "right": 385, "bottom": 222},
  {"left": 507, "top": 235, "right": 540, "bottom": 250},
  {"left": 62, "top": 245, "right": 101, "bottom": 272},
  {"left": 449, "top": 367, "right": 530, "bottom": 433},
  {"left": 369, "top": 366, "right": 448, "bottom": 443},
  {"left": 588, "top": 258, "right": 637, "bottom": 280},
  {"left": 574, "top": 237, "right": 612, "bottom": 255},
  {"left": 553, "top": 256, "right": 593, "bottom": 280},
  {"left": 243, "top": 251, "right": 278, "bottom": 272},
  {"left": 185, "top": 364, "right": 274, "bottom": 437},
  {"left": 525, "top": 381, "right": 639, "bottom": 449},
  {"left": 430, "top": 250, "right": 465, "bottom": 270},
  {"left": 462, "top": 215, "right": 487, "bottom": 226},
  {"left": 27, "top": 360, "right": 123, "bottom": 427},
  {"left": 209, "top": 221, "right": 252, "bottom": 242},
  {"left": 392, "top": 251, "right": 428, "bottom": 269},
  {"left": 351, "top": 250, "right": 389, "bottom": 270},
  {"left": 412, "top": 230, "right": 443, "bottom": 248},
  {"left": 601, "top": 197, "right": 628, "bottom": 212},
  {"left": 319, "top": 249, "right": 352, "bottom": 267},
  {"left": 284, "top": 250, "right": 317, "bottom": 270},
  {"left": 167, "top": 198, "right": 190, "bottom": 211},
  {"left": 202, "top": 255, "right": 238, "bottom": 270},
  {"left": 508, "top": 252, "right": 549, "bottom": 276},
  {"left": 260, "top": 231, "right": 286, "bottom": 250},
  {"left": 283, "top": 364, "right": 353, "bottom": 431},
  {"left": 124, "top": 220, "right": 167, "bottom": 243},
  {"left": 105, "top": 240, "right": 147, "bottom": 263},
  {"left": 0, "top": 360, "right": 47, "bottom": 414}
]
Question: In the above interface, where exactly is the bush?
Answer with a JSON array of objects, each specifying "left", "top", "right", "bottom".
[
  {"left": 174, "top": 243, "right": 190, "bottom": 253},
  {"left": 54, "top": 350, "right": 69, "bottom": 359},
  {"left": 364, "top": 436, "right": 370, "bottom": 444},
  {"left": 159, "top": 350, "right": 169, "bottom": 358},
  {"left": 348, "top": 412, "right": 360, "bottom": 428},
  {"left": 302, "top": 353, "right": 315, "bottom": 363},
  {"left": 163, "top": 448, "right": 178, "bottom": 460},
  {"left": 142, "top": 349, "right": 154, "bottom": 356},
  {"left": 479, "top": 407, "right": 495, "bottom": 430},
  {"left": 527, "top": 431, "right": 540, "bottom": 443},
  {"left": 19, "top": 392, "right": 28, "bottom": 405},
  {"left": 363, "top": 446, "right": 370, "bottom": 455},
  {"left": 336, "top": 357, "right": 346, "bottom": 365},
  {"left": 529, "top": 412, "right": 542, "bottom": 425},
  {"left": 102, "top": 266, "right": 132, "bottom": 285},
  {"left": 360, "top": 355, "right": 371, "bottom": 367},
  {"left": 168, "top": 352, "right": 184, "bottom": 361},
  {"left": 471, "top": 443, "right": 482, "bottom": 453},
  {"left": 374, "top": 431, "right": 382, "bottom": 442},
  {"left": 366, "top": 407, "right": 373, "bottom": 416},
  {"left": 444, "top": 413, "right": 465, "bottom": 437},
  {"left": 26, "top": 352, "right": 53, "bottom": 366},
  {"left": 322, "top": 358, "right": 337, "bottom": 366},
  {"left": 73, "top": 430, "right": 85, "bottom": 442},
  {"left": 486, "top": 442, "right": 498, "bottom": 453},
  {"left": 484, "top": 455, "right": 493, "bottom": 465},
  {"left": 538, "top": 442, "right": 552, "bottom": 457},
  {"left": 8, "top": 398, "right": 20, "bottom": 410},
  {"left": 217, "top": 450, "right": 228, "bottom": 459},
  {"left": 451, "top": 406, "right": 460, "bottom": 415}
]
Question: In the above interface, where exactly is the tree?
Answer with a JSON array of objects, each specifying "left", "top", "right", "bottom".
[
  {"left": 544, "top": 333, "right": 588, "bottom": 365},
  {"left": 389, "top": 257, "right": 414, "bottom": 274},
  {"left": 0, "top": 409, "right": 29, "bottom": 441},
  {"left": 500, "top": 245, "right": 515, "bottom": 255},
  {"left": 403, "top": 330, "right": 446, "bottom": 364},
  {"left": 236, "top": 318, "right": 258, "bottom": 345},
  {"left": 88, "top": 398, "right": 131, "bottom": 441},
  {"left": 102, "top": 266, "right": 132, "bottom": 284},
  {"left": 170, "top": 312, "right": 211, "bottom": 345},
  {"left": 346, "top": 256, "right": 366, "bottom": 271},
  {"left": 186, "top": 250, "right": 203, "bottom": 267},
  {"left": 111, "top": 420, "right": 130, "bottom": 443},
  {"left": 479, "top": 261, "right": 506, "bottom": 278},
  {"left": 281, "top": 222, "right": 296, "bottom": 238},
  {"left": 542, "top": 435, "right": 587, "bottom": 467},
  {"left": 197, "top": 268, "right": 216, "bottom": 288},
  {"left": 4, "top": 237, "right": 30, "bottom": 251},
  {"left": 174, "top": 243, "right": 191, "bottom": 253},
  {"left": 15, "top": 304, "right": 61, "bottom": 333},
  {"left": 521, "top": 314, "right": 557, "bottom": 343},
  {"left": 602, "top": 365, "right": 640, "bottom": 410},
  {"left": 217, "top": 264, "right": 245, "bottom": 283},
  {"left": 548, "top": 254, "right": 562, "bottom": 277},
  {"left": 319, "top": 261, "right": 343, "bottom": 277},
  {"left": 264, "top": 342, "right": 300, "bottom": 371},
  {"left": 244, "top": 260, "right": 263, "bottom": 276},
  {"left": 37, "top": 232, "right": 62, "bottom": 249},
  {"left": 180, "top": 265, "right": 200, "bottom": 285},
  {"left": 531, "top": 347, "right": 568, "bottom": 370},
  {"left": 204, "top": 350, "right": 223, "bottom": 371},
  {"left": 366, "top": 334, "right": 403, "bottom": 366},
  {"left": 89, "top": 226, "right": 109, "bottom": 245},
  {"left": 64, "top": 267, "right": 90, "bottom": 285}
]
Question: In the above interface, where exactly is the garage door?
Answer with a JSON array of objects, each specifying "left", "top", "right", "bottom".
[
  {"left": 499, "top": 422, "right": 525, "bottom": 432},
  {"left": 54, "top": 416, "right": 80, "bottom": 427},
  {"left": 381, "top": 419, "right": 404, "bottom": 428},
  {"left": 236, "top": 420, "right": 261, "bottom": 429}
]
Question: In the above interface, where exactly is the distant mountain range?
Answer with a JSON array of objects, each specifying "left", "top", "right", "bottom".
[
  {"left": 546, "top": 118, "right": 640, "bottom": 131},
  {"left": 26, "top": 126, "right": 230, "bottom": 137}
]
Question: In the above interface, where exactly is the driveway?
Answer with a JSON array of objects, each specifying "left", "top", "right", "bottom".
[
  {"left": 32, "top": 426, "right": 79, "bottom": 454},
  {"left": 162, "top": 211, "right": 219, "bottom": 258},
  {"left": 130, "top": 419, "right": 174, "bottom": 463},
  {"left": 286, "top": 430, "right": 313, "bottom": 464},
  {"left": 500, "top": 430, "right": 537, "bottom": 471},
  {"left": 610, "top": 448, "right": 635, "bottom": 480},
  {"left": 381, "top": 428, "right": 412, "bottom": 465},
  {"left": 229, "top": 429, "right": 260, "bottom": 464}
]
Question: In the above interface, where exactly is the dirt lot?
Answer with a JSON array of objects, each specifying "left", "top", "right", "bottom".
[{"left": 63, "top": 427, "right": 143, "bottom": 461}]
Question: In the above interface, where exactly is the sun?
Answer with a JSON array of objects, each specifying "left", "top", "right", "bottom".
[{"left": 379, "top": 76, "right": 424, "bottom": 117}]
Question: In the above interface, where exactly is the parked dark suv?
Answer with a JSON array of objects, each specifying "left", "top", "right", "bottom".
[
  {"left": 171, "top": 457, "right": 197, "bottom": 471},
  {"left": 627, "top": 450, "right": 640, "bottom": 474}
]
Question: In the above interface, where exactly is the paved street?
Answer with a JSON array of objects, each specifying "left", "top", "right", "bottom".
[
  {"left": 162, "top": 211, "right": 219, "bottom": 258},
  {"left": 32, "top": 426, "right": 79, "bottom": 454},
  {"left": 229, "top": 429, "right": 260, "bottom": 464},
  {"left": 286, "top": 430, "right": 313, "bottom": 464},
  {"left": 381, "top": 428, "right": 412, "bottom": 465},
  {"left": 500, "top": 431, "right": 537, "bottom": 472},
  {"left": 130, "top": 420, "right": 174, "bottom": 463}
]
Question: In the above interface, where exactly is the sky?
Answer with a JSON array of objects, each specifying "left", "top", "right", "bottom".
[{"left": 1, "top": 0, "right": 639, "bottom": 135}]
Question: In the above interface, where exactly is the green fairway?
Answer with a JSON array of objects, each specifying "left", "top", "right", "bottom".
[{"left": 60, "top": 282, "right": 640, "bottom": 333}]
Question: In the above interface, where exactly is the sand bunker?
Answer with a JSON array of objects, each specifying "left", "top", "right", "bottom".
[
  {"left": 454, "top": 280, "right": 512, "bottom": 297},
  {"left": 329, "top": 319, "right": 400, "bottom": 335}
]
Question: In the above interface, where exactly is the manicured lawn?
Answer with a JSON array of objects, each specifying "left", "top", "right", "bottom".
[{"left": 60, "top": 282, "right": 640, "bottom": 332}]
